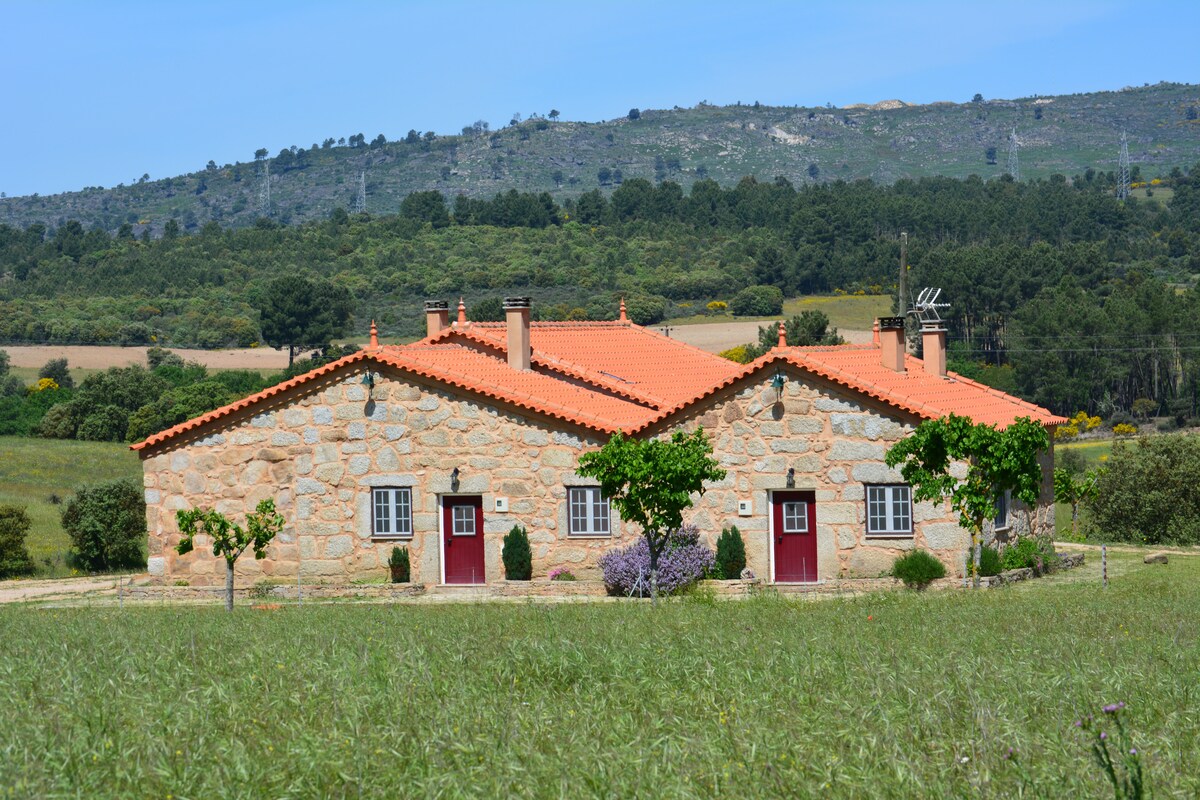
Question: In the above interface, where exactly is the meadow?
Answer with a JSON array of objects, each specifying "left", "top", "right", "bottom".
[
  {"left": 0, "top": 436, "right": 141, "bottom": 574},
  {"left": 0, "top": 550, "right": 1195, "bottom": 798}
]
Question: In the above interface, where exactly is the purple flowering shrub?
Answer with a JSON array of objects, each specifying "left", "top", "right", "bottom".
[{"left": 599, "top": 524, "right": 714, "bottom": 596}]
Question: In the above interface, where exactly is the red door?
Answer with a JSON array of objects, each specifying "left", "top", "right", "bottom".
[
  {"left": 773, "top": 490, "right": 817, "bottom": 582},
  {"left": 443, "top": 496, "right": 485, "bottom": 584}
]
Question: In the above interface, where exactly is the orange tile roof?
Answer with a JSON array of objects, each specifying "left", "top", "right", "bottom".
[
  {"left": 133, "top": 323, "right": 1063, "bottom": 453},
  {"left": 430, "top": 322, "right": 739, "bottom": 407},
  {"left": 644, "top": 344, "right": 1067, "bottom": 430}
]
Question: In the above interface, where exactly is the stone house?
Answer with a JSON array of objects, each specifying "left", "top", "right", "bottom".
[{"left": 134, "top": 300, "right": 1064, "bottom": 587}]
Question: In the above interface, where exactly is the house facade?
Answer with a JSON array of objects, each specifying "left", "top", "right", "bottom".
[{"left": 135, "top": 301, "right": 1063, "bottom": 587}]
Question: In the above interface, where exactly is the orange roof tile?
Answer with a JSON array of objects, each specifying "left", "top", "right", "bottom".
[
  {"left": 644, "top": 344, "right": 1067, "bottom": 431},
  {"left": 133, "top": 322, "right": 1063, "bottom": 453}
]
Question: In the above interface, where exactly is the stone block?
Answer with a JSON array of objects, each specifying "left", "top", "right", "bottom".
[
  {"left": 313, "top": 406, "right": 334, "bottom": 425},
  {"left": 170, "top": 451, "right": 191, "bottom": 472},
  {"left": 325, "top": 535, "right": 355, "bottom": 559},
  {"left": 829, "top": 441, "right": 885, "bottom": 461},
  {"left": 315, "top": 463, "right": 345, "bottom": 485},
  {"left": 145, "top": 489, "right": 161, "bottom": 504},
  {"left": 250, "top": 413, "right": 275, "bottom": 428},
  {"left": 1144, "top": 552, "right": 1169, "bottom": 565},
  {"left": 347, "top": 456, "right": 371, "bottom": 476},
  {"left": 147, "top": 556, "right": 165, "bottom": 576},
  {"left": 846, "top": 548, "right": 895, "bottom": 578},
  {"left": 296, "top": 478, "right": 326, "bottom": 496},
  {"left": 770, "top": 439, "right": 811, "bottom": 454},
  {"left": 348, "top": 422, "right": 366, "bottom": 440},
  {"left": 787, "top": 418, "right": 823, "bottom": 435},
  {"left": 851, "top": 463, "right": 903, "bottom": 483},
  {"left": 283, "top": 409, "right": 307, "bottom": 427},
  {"left": 922, "top": 523, "right": 966, "bottom": 550}
]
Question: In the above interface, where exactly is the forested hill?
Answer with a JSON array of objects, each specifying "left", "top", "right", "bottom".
[
  {"left": 3, "top": 82, "right": 1199, "bottom": 235},
  {"left": 4, "top": 168, "right": 1200, "bottom": 416}
]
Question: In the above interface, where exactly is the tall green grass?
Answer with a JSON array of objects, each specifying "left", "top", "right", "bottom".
[
  {"left": 0, "top": 436, "right": 141, "bottom": 574},
  {"left": 1, "top": 552, "right": 1196, "bottom": 797}
]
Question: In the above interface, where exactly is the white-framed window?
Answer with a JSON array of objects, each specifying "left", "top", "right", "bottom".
[
  {"left": 782, "top": 501, "right": 808, "bottom": 533},
  {"left": 372, "top": 487, "right": 413, "bottom": 538},
  {"left": 866, "top": 485, "right": 912, "bottom": 536},
  {"left": 452, "top": 504, "right": 477, "bottom": 536},
  {"left": 568, "top": 486, "right": 610, "bottom": 536},
  {"left": 994, "top": 489, "right": 1011, "bottom": 531}
]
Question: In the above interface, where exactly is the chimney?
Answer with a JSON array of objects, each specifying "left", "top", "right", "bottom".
[
  {"left": 879, "top": 317, "right": 906, "bottom": 372},
  {"left": 921, "top": 322, "right": 947, "bottom": 378},
  {"left": 424, "top": 300, "right": 449, "bottom": 337},
  {"left": 504, "top": 296, "right": 531, "bottom": 371},
  {"left": 456, "top": 297, "right": 467, "bottom": 327}
]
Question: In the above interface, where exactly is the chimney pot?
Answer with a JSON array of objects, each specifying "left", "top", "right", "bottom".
[
  {"left": 878, "top": 316, "right": 906, "bottom": 372},
  {"left": 369, "top": 320, "right": 379, "bottom": 350},
  {"left": 423, "top": 300, "right": 449, "bottom": 337},
  {"left": 504, "top": 296, "right": 532, "bottom": 371},
  {"left": 619, "top": 298, "right": 628, "bottom": 323},
  {"left": 456, "top": 297, "right": 467, "bottom": 327},
  {"left": 921, "top": 322, "right": 947, "bottom": 378},
  {"left": 776, "top": 320, "right": 787, "bottom": 349}
]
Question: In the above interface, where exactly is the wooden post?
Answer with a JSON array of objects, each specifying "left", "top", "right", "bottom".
[{"left": 1102, "top": 544, "right": 1108, "bottom": 589}]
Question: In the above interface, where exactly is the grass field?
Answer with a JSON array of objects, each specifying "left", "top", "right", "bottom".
[
  {"left": 0, "top": 550, "right": 1195, "bottom": 798},
  {"left": 667, "top": 294, "right": 892, "bottom": 330},
  {"left": 0, "top": 437, "right": 141, "bottom": 574}
]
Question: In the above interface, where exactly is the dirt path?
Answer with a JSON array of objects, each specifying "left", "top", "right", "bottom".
[{"left": 0, "top": 575, "right": 123, "bottom": 604}]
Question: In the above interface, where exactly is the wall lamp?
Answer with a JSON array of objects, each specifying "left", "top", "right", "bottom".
[
  {"left": 771, "top": 370, "right": 787, "bottom": 391},
  {"left": 786, "top": 467, "right": 795, "bottom": 488},
  {"left": 450, "top": 467, "right": 461, "bottom": 492},
  {"left": 361, "top": 370, "right": 377, "bottom": 389}
]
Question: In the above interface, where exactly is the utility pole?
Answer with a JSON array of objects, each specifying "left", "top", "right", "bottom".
[
  {"left": 1006, "top": 128, "right": 1020, "bottom": 181},
  {"left": 898, "top": 232, "right": 909, "bottom": 318},
  {"left": 1117, "top": 131, "right": 1130, "bottom": 201}
]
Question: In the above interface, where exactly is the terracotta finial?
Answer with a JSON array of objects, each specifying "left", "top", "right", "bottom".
[
  {"left": 369, "top": 320, "right": 379, "bottom": 350},
  {"left": 777, "top": 320, "right": 787, "bottom": 349},
  {"left": 619, "top": 297, "right": 628, "bottom": 323},
  {"left": 872, "top": 320, "right": 880, "bottom": 346},
  {"left": 457, "top": 297, "right": 467, "bottom": 326}
]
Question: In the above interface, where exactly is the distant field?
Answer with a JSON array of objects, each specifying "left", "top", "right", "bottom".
[
  {"left": 0, "top": 550, "right": 1196, "bottom": 797},
  {"left": 0, "top": 437, "right": 141, "bottom": 574},
  {"left": 668, "top": 294, "right": 891, "bottom": 330},
  {"left": 1056, "top": 438, "right": 1114, "bottom": 468}
]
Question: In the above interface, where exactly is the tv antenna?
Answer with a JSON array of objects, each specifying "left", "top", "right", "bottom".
[
  {"left": 1116, "top": 131, "right": 1130, "bottom": 201},
  {"left": 912, "top": 287, "right": 949, "bottom": 325},
  {"left": 1006, "top": 128, "right": 1020, "bottom": 181}
]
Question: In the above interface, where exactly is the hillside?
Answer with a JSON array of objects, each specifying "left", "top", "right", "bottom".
[{"left": 2, "top": 82, "right": 1198, "bottom": 235}]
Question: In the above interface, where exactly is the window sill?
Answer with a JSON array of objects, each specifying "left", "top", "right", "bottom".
[
  {"left": 865, "top": 532, "right": 914, "bottom": 539},
  {"left": 372, "top": 535, "right": 414, "bottom": 541},
  {"left": 566, "top": 534, "right": 612, "bottom": 539}
]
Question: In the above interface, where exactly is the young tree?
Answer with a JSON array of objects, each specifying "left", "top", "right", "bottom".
[
  {"left": 176, "top": 499, "right": 285, "bottom": 612},
  {"left": 577, "top": 429, "right": 725, "bottom": 603},
  {"left": 885, "top": 415, "right": 1049, "bottom": 588},
  {"left": 0, "top": 505, "right": 35, "bottom": 579},
  {"left": 38, "top": 358, "right": 73, "bottom": 390},
  {"left": 256, "top": 275, "right": 354, "bottom": 366},
  {"left": 61, "top": 480, "right": 147, "bottom": 572},
  {"left": 1054, "top": 467, "right": 1101, "bottom": 539}
]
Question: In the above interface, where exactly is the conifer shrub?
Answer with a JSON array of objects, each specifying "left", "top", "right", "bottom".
[
  {"left": 890, "top": 549, "right": 947, "bottom": 590},
  {"left": 0, "top": 505, "right": 36, "bottom": 579},
  {"left": 978, "top": 545, "right": 1002, "bottom": 577},
  {"left": 388, "top": 546, "right": 410, "bottom": 583},
  {"left": 714, "top": 525, "right": 746, "bottom": 579},
  {"left": 502, "top": 525, "right": 532, "bottom": 580}
]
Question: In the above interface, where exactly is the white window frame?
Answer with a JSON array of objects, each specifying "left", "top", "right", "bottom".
[
  {"left": 866, "top": 485, "right": 913, "bottom": 537},
  {"left": 372, "top": 487, "right": 413, "bottom": 539},
  {"left": 567, "top": 486, "right": 611, "bottom": 537},
  {"left": 782, "top": 501, "right": 809, "bottom": 533},
  {"left": 452, "top": 504, "right": 477, "bottom": 536},
  {"left": 994, "top": 489, "right": 1011, "bottom": 531}
]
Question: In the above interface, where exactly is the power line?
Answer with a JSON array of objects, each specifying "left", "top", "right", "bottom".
[{"left": 1007, "top": 128, "right": 1020, "bottom": 182}]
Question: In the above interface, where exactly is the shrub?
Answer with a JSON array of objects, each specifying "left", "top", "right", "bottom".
[
  {"left": 599, "top": 525, "right": 714, "bottom": 596},
  {"left": 1113, "top": 423, "right": 1138, "bottom": 436},
  {"left": 0, "top": 505, "right": 36, "bottom": 578},
  {"left": 714, "top": 525, "right": 746, "bottom": 579},
  {"left": 1086, "top": 434, "right": 1200, "bottom": 544},
  {"left": 60, "top": 479, "right": 146, "bottom": 572},
  {"left": 388, "top": 546, "right": 410, "bottom": 583},
  {"left": 730, "top": 285, "right": 784, "bottom": 317},
  {"left": 548, "top": 567, "right": 577, "bottom": 581},
  {"left": 978, "top": 546, "right": 1002, "bottom": 577},
  {"left": 38, "top": 358, "right": 74, "bottom": 390},
  {"left": 890, "top": 549, "right": 946, "bottom": 589},
  {"left": 502, "top": 525, "right": 532, "bottom": 580},
  {"left": 1001, "top": 537, "right": 1057, "bottom": 574}
]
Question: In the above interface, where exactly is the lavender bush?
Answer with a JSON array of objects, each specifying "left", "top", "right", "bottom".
[{"left": 599, "top": 524, "right": 714, "bottom": 597}]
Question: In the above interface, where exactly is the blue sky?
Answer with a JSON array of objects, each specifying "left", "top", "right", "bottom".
[{"left": 2, "top": 0, "right": 1196, "bottom": 197}]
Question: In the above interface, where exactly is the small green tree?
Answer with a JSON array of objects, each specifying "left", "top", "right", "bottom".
[
  {"left": 0, "top": 505, "right": 35, "bottom": 578},
  {"left": 714, "top": 525, "right": 746, "bottom": 579},
  {"left": 1054, "top": 467, "right": 1102, "bottom": 539},
  {"left": 502, "top": 525, "right": 532, "bottom": 580},
  {"left": 388, "top": 546, "right": 410, "bottom": 583},
  {"left": 885, "top": 415, "right": 1049, "bottom": 589},
  {"left": 577, "top": 429, "right": 726, "bottom": 603},
  {"left": 176, "top": 499, "right": 285, "bottom": 611},
  {"left": 61, "top": 480, "right": 147, "bottom": 572}
]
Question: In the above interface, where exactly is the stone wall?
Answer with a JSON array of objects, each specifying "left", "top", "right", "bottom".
[
  {"left": 141, "top": 366, "right": 640, "bottom": 586},
  {"left": 662, "top": 368, "right": 978, "bottom": 580}
]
